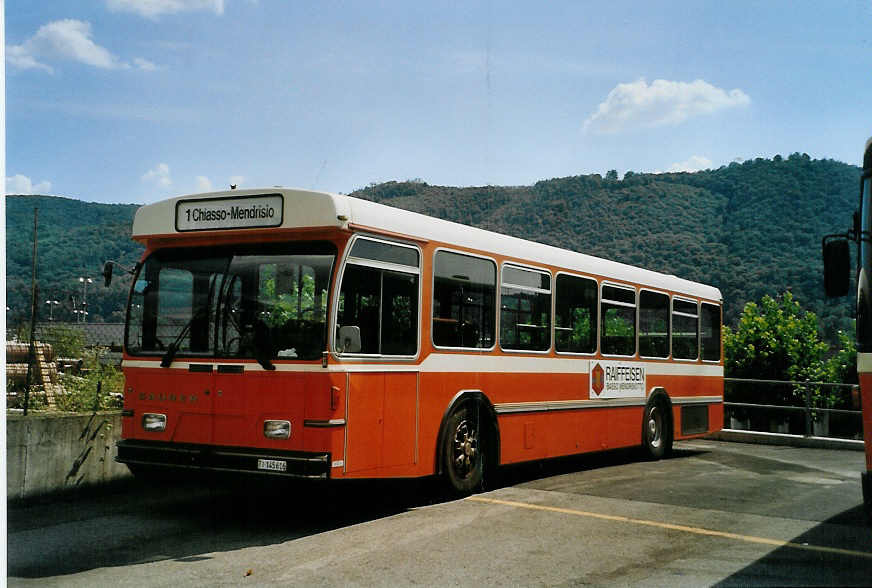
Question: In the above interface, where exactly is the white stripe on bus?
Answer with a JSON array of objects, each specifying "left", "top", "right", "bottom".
[{"left": 122, "top": 355, "right": 724, "bottom": 377}]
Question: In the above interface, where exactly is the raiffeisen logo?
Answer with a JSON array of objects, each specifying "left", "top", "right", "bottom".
[
  {"left": 590, "top": 360, "right": 646, "bottom": 399},
  {"left": 591, "top": 362, "right": 605, "bottom": 396}
]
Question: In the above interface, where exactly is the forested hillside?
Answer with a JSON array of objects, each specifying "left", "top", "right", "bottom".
[
  {"left": 6, "top": 196, "right": 141, "bottom": 323},
  {"left": 352, "top": 153, "right": 858, "bottom": 339},
  {"left": 5, "top": 154, "right": 860, "bottom": 340}
]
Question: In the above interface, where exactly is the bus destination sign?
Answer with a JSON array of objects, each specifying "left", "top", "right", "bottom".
[
  {"left": 176, "top": 194, "right": 283, "bottom": 232},
  {"left": 590, "top": 361, "right": 646, "bottom": 399}
]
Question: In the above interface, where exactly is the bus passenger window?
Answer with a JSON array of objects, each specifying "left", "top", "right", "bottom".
[
  {"left": 639, "top": 290, "right": 669, "bottom": 358},
  {"left": 700, "top": 303, "right": 721, "bottom": 361},
  {"left": 601, "top": 284, "right": 636, "bottom": 356},
  {"left": 672, "top": 298, "right": 699, "bottom": 360},
  {"left": 500, "top": 265, "right": 551, "bottom": 351},
  {"left": 555, "top": 274, "right": 597, "bottom": 353},
  {"left": 336, "top": 237, "right": 420, "bottom": 356},
  {"left": 432, "top": 251, "right": 496, "bottom": 349}
]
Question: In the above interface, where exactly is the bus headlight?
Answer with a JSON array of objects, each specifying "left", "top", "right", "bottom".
[
  {"left": 264, "top": 420, "right": 291, "bottom": 439},
  {"left": 142, "top": 413, "right": 167, "bottom": 432}
]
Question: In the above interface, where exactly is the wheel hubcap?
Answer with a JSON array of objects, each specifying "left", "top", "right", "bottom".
[
  {"left": 452, "top": 420, "right": 478, "bottom": 478},
  {"left": 648, "top": 405, "right": 662, "bottom": 449}
]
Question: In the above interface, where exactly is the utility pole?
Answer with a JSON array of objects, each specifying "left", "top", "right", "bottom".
[{"left": 24, "top": 208, "right": 39, "bottom": 416}]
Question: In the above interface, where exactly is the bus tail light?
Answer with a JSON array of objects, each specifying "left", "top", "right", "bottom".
[
  {"left": 264, "top": 420, "right": 291, "bottom": 439},
  {"left": 142, "top": 413, "right": 166, "bottom": 432}
]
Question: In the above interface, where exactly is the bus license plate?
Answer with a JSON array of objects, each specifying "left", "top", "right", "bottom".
[{"left": 257, "top": 459, "right": 287, "bottom": 472}]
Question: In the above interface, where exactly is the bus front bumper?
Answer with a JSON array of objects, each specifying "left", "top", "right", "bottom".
[{"left": 116, "top": 439, "right": 331, "bottom": 479}]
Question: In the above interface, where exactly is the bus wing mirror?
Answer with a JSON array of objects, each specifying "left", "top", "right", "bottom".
[
  {"left": 822, "top": 236, "right": 851, "bottom": 297},
  {"left": 337, "top": 325, "right": 362, "bottom": 353},
  {"left": 102, "top": 261, "right": 114, "bottom": 287}
]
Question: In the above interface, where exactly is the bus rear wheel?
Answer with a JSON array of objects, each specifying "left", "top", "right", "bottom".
[
  {"left": 642, "top": 398, "right": 672, "bottom": 460},
  {"left": 443, "top": 404, "right": 485, "bottom": 494}
]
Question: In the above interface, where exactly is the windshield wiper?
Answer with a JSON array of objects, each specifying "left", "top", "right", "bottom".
[
  {"left": 160, "top": 314, "right": 197, "bottom": 368},
  {"left": 252, "top": 321, "right": 275, "bottom": 371},
  {"left": 255, "top": 348, "right": 275, "bottom": 371}
]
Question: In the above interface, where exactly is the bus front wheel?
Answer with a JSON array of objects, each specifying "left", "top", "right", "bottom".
[{"left": 443, "top": 404, "right": 485, "bottom": 494}]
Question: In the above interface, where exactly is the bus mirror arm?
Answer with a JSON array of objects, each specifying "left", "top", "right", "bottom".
[{"left": 102, "top": 260, "right": 140, "bottom": 287}]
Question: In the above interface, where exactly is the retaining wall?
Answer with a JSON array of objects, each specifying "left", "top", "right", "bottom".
[{"left": 7, "top": 411, "right": 131, "bottom": 501}]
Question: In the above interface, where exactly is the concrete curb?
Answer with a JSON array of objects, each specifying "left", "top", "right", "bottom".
[{"left": 708, "top": 428, "right": 865, "bottom": 451}]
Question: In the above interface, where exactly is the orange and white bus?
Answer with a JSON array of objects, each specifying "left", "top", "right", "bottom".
[{"left": 111, "top": 187, "right": 723, "bottom": 492}]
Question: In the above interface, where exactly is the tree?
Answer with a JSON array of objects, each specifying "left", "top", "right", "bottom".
[
  {"left": 725, "top": 291, "right": 828, "bottom": 383},
  {"left": 605, "top": 169, "right": 619, "bottom": 181},
  {"left": 724, "top": 292, "right": 829, "bottom": 430},
  {"left": 823, "top": 326, "right": 857, "bottom": 386}
]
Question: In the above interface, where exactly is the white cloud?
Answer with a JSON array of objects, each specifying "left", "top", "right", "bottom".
[
  {"left": 195, "top": 176, "right": 213, "bottom": 192},
  {"left": 6, "top": 46, "right": 54, "bottom": 72},
  {"left": 106, "top": 0, "right": 225, "bottom": 19},
  {"left": 583, "top": 79, "right": 750, "bottom": 134},
  {"left": 6, "top": 174, "right": 52, "bottom": 195},
  {"left": 133, "top": 57, "right": 159, "bottom": 71},
  {"left": 142, "top": 163, "right": 172, "bottom": 188},
  {"left": 6, "top": 20, "right": 128, "bottom": 72},
  {"left": 665, "top": 155, "right": 713, "bottom": 173}
]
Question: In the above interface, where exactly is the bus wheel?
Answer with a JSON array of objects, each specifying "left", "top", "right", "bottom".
[
  {"left": 443, "top": 404, "right": 484, "bottom": 494},
  {"left": 642, "top": 398, "right": 672, "bottom": 460}
]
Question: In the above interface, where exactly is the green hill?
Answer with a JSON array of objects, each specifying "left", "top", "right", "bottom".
[
  {"left": 6, "top": 196, "right": 142, "bottom": 324},
  {"left": 5, "top": 153, "right": 860, "bottom": 341}
]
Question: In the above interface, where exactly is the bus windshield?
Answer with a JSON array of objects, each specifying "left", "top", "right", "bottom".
[{"left": 126, "top": 242, "right": 336, "bottom": 361}]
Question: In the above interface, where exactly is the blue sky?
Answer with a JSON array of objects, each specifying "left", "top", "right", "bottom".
[{"left": 5, "top": 0, "right": 872, "bottom": 204}]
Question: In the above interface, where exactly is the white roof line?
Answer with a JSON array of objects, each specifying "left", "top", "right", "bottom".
[{"left": 131, "top": 187, "right": 722, "bottom": 301}]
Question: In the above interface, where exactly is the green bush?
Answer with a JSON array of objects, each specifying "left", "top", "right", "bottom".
[
  {"left": 7, "top": 386, "right": 48, "bottom": 411},
  {"left": 55, "top": 347, "right": 124, "bottom": 412},
  {"left": 41, "top": 324, "right": 87, "bottom": 358}
]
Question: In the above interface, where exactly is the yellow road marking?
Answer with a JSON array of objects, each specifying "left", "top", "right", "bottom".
[{"left": 469, "top": 496, "right": 872, "bottom": 559}]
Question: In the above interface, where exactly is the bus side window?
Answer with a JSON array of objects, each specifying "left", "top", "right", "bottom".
[
  {"left": 336, "top": 237, "right": 420, "bottom": 356},
  {"left": 601, "top": 284, "right": 636, "bottom": 356},
  {"left": 700, "top": 302, "right": 721, "bottom": 361},
  {"left": 672, "top": 298, "right": 699, "bottom": 360},
  {"left": 500, "top": 265, "right": 552, "bottom": 352},
  {"left": 555, "top": 274, "right": 597, "bottom": 354},
  {"left": 432, "top": 251, "right": 496, "bottom": 349},
  {"left": 639, "top": 290, "right": 669, "bottom": 358}
]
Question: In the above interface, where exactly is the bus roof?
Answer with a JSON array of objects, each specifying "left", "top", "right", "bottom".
[{"left": 132, "top": 187, "right": 722, "bottom": 302}]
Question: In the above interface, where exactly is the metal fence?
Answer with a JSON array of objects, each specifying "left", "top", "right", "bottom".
[
  {"left": 7, "top": 321, "right": 124, "bottom": 362},
  {"left": 724, "top": 378, "right": 862, "bottom": 440}
]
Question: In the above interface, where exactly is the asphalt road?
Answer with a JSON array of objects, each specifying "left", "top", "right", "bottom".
[{"left": 8, "top": 440, "right": 872, "bottom": 586}]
